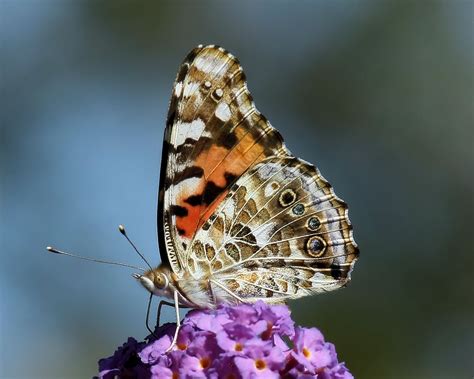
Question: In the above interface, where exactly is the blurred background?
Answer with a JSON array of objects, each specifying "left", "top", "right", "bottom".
[{"left": 1, "top": 1, "right": 472, "bottom": 378}]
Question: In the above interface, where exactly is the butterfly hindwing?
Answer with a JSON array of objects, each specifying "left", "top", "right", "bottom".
[
  {"left": 158, "top": 45, "right": 290, "bottom": 274},
  {"left": 186, "top": 157, "right": 359, "bottom": 304}
]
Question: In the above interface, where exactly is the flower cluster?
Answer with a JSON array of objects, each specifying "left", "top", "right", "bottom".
[{"left": 98, "top": 301, "right": 353, "bottom": 378}]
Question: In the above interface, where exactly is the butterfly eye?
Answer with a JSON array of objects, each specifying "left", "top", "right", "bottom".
[
  {"left": 154, "top": 273, "right": 169, "bottom": 289},
  {"left": 292, "top": 204, "right": 305, "bottom": 216}
]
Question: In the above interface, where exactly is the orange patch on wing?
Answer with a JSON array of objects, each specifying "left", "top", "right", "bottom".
[
  {"left": 221, "top": 125, "right": 266, "bottom": 174},
  {"left": 175, "top": 202, "right": 202, "bottom": 239},
  {"left": 175, "top": 189, "right": 228, "bottom": 240},
  {"left": 195, "top": 144, "right": 231, "bottom": 187},
  {"left": 174, "top": 180, "right": 205, "bottom": 239},
  {"left": 174, "top": 133, "right": 267, "bottom": 240}
]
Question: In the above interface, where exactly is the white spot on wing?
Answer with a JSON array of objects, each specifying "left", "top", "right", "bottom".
[
  {"left": 169, "top": 177, "right": 202, "bottom": 198},
  {"left": 257, "top": 162, "right": 281, "bottom": 179},
  {"left": 254, "top": 223, "right": 273, "bottom": 246},
  {"left": 194, "top": 55, "right": 222, "bottom": 75},
  {"left": 312, "top": 272, "right": 328, "bottom": 282},
  {"left": 215, "top": 102, "right": 231, "bottom": 122},
  {"left": 175, "top": 119, "right": 206, "bottom": 146},
  {"left": 264, "top": 182, "right": 279, "bottom": 197},
  {"left": 175, "top": 82, "right": 183, "bottom": 97},
  {"left": 183, "top": 81, "right": 200, "bottom": 97}
]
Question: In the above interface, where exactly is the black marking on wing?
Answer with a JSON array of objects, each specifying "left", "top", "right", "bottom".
[
  {"left": 219, "top": 131, "right": 238, "bottom": 149},
  {"left": 170, "top": 205, "right": 188, "bottom": 217},
  {"left": 185, "top": 194, "right": 203, "bottom": 206},
  {"left": 175, "top": 138, "right": 212, "bottom": 166},
  {"left": 173, "top": 166, "right": 204, "bottom": 185},
  {"left": 202, "top": 181, "right": 223, "bottom": 205},
  {"left": 202, "top": 173, "right": 238, "bottom": 206}
]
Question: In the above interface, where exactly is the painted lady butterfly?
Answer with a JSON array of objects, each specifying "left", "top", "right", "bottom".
[
  {"left": 135, "top": 45, "right": 359, "bottom": 346},
  {"left": 49, "top": 45, "right": 359, "bottom": 349}
]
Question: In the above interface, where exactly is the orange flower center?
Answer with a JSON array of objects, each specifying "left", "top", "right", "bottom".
[
  {"left": 200, "top": 357, "right": 211, "bottom": 369},
  {"left": 234, "top": 342, "right": 243, "bottom": 351},
  {"left": 177, "top": 343, "right": 187, "bottom": 350},
  {"left": 172, "top": 372, "right": 179, "bottom": 379},
  {"left": 255, "top": 359, "right": 266, "bottom": 370},
  {"left": 303, "top": 347, "right": 311, "bottom": 358}
]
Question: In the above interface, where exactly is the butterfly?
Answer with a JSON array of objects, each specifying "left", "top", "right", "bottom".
[
  {"left": 133, "top": 45, "right": 359, "bottom": 347},
  {"left": 48, "top": 44, "right": 358, "bottom": 349}
]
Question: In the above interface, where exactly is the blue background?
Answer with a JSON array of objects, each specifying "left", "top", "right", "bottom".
[{"left": 1, "top": 1, "right": 473, "bottom": 378}]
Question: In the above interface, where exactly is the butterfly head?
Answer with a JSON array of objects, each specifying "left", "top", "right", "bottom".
[{"left": 133, "top": 266, "right": 173, "bottom": 297}]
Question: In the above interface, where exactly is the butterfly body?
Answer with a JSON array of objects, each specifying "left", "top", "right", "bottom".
[{"left": 137, "top": 45, "right": 359, "bottom": 312}]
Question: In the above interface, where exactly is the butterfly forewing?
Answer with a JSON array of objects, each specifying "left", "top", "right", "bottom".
[{"left": 159, "top": 45, "right": 290, "bottom": 274}]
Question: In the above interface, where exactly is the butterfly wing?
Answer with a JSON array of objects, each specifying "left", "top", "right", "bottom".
[
  {"left": 186, "top": 156, "right": 359, "bottom": 304},
  {"left": 158, "top": 45, "right": 290, "bottom": 275}
]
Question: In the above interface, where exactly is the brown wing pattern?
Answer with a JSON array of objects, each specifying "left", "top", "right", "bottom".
[
  {"left": 186, "top": 157, "right": 359, "bottom": 304},
  {"left": 158, "top": 45, "right": 290, "bottom": 274}
]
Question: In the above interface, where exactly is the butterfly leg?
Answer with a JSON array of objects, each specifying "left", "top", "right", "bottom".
[
  {"left": 145, "top": 292, "right": 158, "bottom": 339},
  {"left": 156, "top": 299, "right": 176, "bottom": 327},
  {"left": 165, "top": 290, "right": 181, "bottom": 353}
]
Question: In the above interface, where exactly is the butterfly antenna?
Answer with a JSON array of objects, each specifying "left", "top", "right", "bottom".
[
  {"left": 46, "top": 246, "right": 146, "bottom": 272},
  {"left": 118, "top": 225, "right": 153, "bottom": 270}
]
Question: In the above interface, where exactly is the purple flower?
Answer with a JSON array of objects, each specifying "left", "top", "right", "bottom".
[
  {"left": 254, "top": 301, "right": 294, "bottom": 338},
  {"left": 139, "top": 324, "right": 175, "bottom": 365},
  {"left": 234, "top": 341, "right": 286, "bottom": 378},
  {"left": 97, "top": 301, "right": 353, "bottom": 379},
  {"left": 291, "top": 327, "right": 354, "bottom": 378}
]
